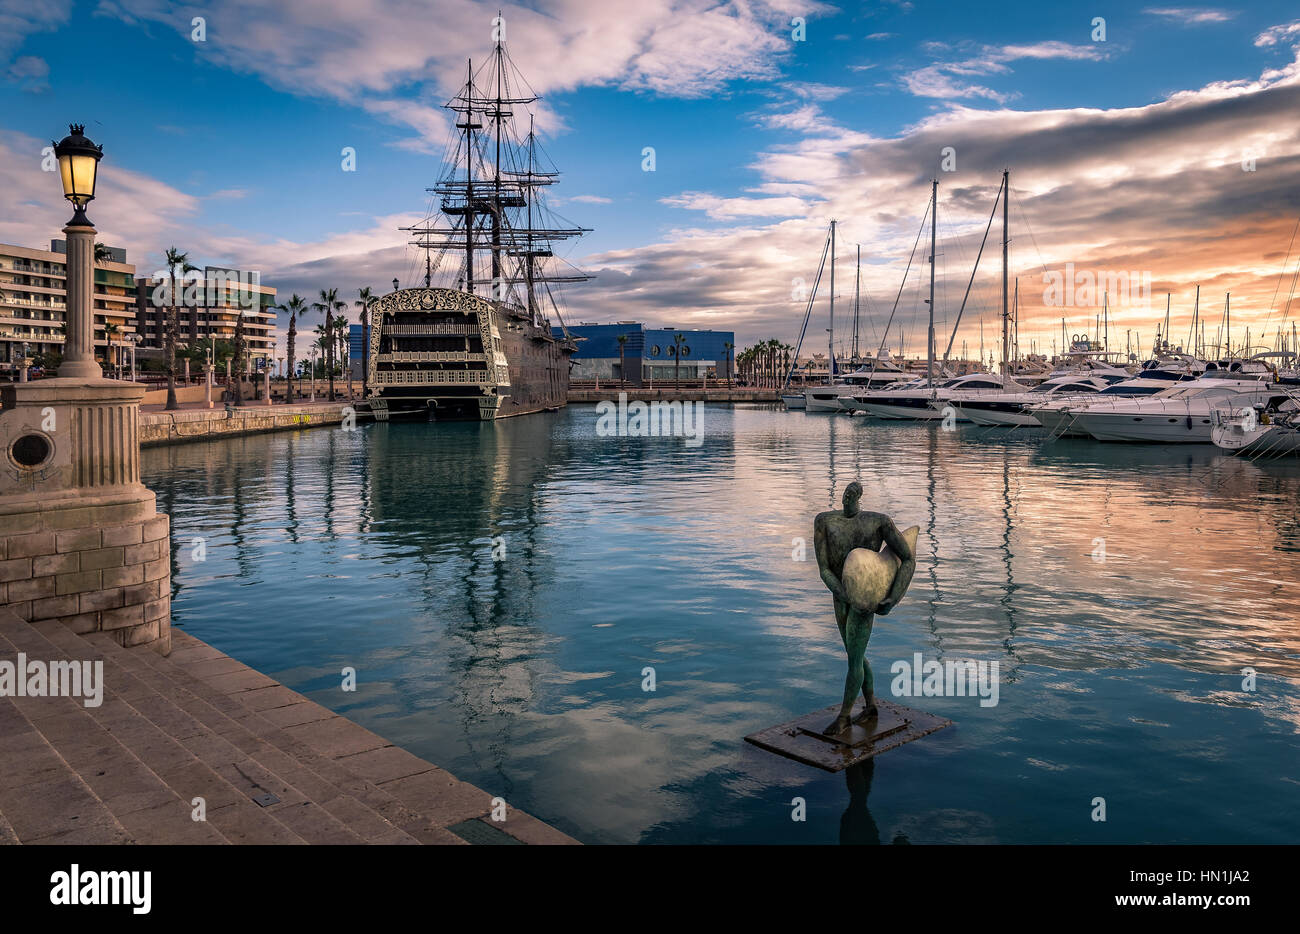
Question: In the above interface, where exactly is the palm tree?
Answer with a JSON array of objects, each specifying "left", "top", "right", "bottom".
[
  {"left": 162, "top": 247, "right": 197, "bottom": 410},
  {"left": 280, "top": 294, "right": 306, "bottom": 403},
  {"left": 355, "top": 287, "right": 374, "bottom": 397},
  {"left": 723, "top": 340, "right": 733, "bottom": 384},
  {"left": 616, "top": 333, "right": 628, "bottom": 384},
  {"left": 93, "top": 242, "right": 112, "bottom": 265},
  {"left": 103, "top": 321, "right": 121, "bottom": 375},
  {"left": 232, "top": 311, "right": 246, "bottom": 400},
  {"left": 311, "top": 288, "right": 343, "bottom": 400},
  {"left": 671, "top": 332, "right": 688, "bottom": 389},
  {"left": 334, "top": 311, "right": 351, "bottom": 396}
]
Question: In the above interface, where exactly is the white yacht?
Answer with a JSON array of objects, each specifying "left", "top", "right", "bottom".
[
  {"left": 1211, "top": 404, "right": 1300, "bottom": 455},
  {"left": 1069, "top": 368, "right": 1283, "bottom": 443},
  {"left": 1029, "top": 356, "right": 1204, "bottom": 437},
  {"left": 853, "top": 372, "right": 1013, "bottom": 420},
  {"left": 781, "top": 391, "right": 806, "bottom": 410},
  {"left": 802, "top": 357, "right": 913, "bottom": 413},
  {"left": 948, "top": 374, "right": 1117, "bottom": 426}
]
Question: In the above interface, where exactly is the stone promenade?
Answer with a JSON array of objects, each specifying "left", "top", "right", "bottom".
[{"left": 0, "top": 609, "right": 577, "bottom": 845}]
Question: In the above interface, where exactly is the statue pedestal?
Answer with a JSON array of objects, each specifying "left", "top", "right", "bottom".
[
  {"left": 0, "top": 378, "right": 171, "bottom": 654},
  {"left": 745, "top": 699, "right": 951, "bottom": 772}
]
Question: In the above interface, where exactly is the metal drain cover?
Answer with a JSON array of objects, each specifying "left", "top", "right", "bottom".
[{"left": 252, "top": 793, "right": 281, "bottom": 808}]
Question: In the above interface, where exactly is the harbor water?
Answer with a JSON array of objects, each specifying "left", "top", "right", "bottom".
[{"left": 140, "top": 405, "right": 1300, "bottom": 844}]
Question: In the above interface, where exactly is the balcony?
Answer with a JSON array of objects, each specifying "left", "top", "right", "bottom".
[
  {"left": 385, "top": 323, "right": 479, "bottom": 336},
  {"left": 374, "top": 368, "right": 490, "bottom": 386}
]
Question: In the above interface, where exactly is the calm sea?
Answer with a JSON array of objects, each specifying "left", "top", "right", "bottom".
[{"left": 141, "top": 405, "right": 1300, "bottom": 844}]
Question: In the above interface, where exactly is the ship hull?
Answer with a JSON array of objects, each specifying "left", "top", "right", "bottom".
[{"left": 365, "top": 287, "right": 572, "bottom": 422}]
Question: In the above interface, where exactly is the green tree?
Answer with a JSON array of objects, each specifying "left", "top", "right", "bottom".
[
  {"left": 280, "top": 294, "right": 307, "bottom": 403},
  {"left": 162, "top": 247, "right": 197, "bottom": 410},
  {"left": 355, "top": 287, "right": 374, "bottom": 397}
]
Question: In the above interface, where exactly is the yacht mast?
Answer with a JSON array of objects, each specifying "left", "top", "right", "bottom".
[
  {"left": 928, "top": 178, "right": 937, "bottom": 386},
  {"left": 852, "top": 244, "right": 861, "bottom": 363},
  {"left": 829, "top": 219, "right": 836, "bottom": 379},
  {"left": 1001, "top": 168, "right": 1009, "bottom": 379}
]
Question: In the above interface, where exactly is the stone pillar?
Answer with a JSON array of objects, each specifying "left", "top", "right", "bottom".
[
  {"left": 59, "top": 224, "right": 100, "bottom": 380},
  {"left": 0, "top": 379, "right": 170, "bottom": 654},
  {"left": 184, "top": 358, "right": 190, "bottom": 384}
]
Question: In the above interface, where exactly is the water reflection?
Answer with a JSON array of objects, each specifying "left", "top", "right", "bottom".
[{"left": 141, "top": 406, "right": 1300, "bottom": 844}]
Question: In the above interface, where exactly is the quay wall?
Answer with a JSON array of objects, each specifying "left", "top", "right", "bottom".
[
  {"left": 567, "top": 388, "right": 778, "bottom": 403},
  {"left": 140, "top": 402, "right": 354, "bottom": 447}
]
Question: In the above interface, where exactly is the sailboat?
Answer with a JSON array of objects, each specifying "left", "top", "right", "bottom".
[{"left": 363, "top": 38, "right": 590, "bottom": 421}]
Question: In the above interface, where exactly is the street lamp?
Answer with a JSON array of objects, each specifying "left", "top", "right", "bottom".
[
  {"left": 51, "top": 123, "right": 104, "bottom": 380},
  {"left": 53, "top": 124, "right": 103, "bottom": 227},
  {"left": 392, "top": 278, "right": 399, "bottom": 292}
]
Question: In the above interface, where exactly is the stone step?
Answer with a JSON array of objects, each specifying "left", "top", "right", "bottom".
[
  {"left": 71, "top": 626, "right": 431, "bottom": 843},
  {"left": 3, "top": 611, "right": 577, "bottom": 844},
  {"left": 0, "top": 618, "right": 286, "bottom": 844},
  {"left": 142, "top": 630, "right": 573, "bottom": 844},
  {"left": 0, "top": 806, "right": 17, "bottom": 844},
  {"left": 0, "top": 622, "right": 137, "bottom": 844},
  {"left": 156, "top": 631, "right": 512, "bottom": 843},
  {"left": 31, "top": 623, "right": 366, "bottom": 845},
  {"left": 87, "top": 628, "right": 447, "bottom": 844}
]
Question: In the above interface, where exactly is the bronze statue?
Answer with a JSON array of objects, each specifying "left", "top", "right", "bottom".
[{"left": 814, "top": 482, "right": 918, "bottom": 737}]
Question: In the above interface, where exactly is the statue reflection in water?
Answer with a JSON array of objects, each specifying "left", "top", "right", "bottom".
[{"left": 839, "top": 761, "right": 910, "bottom": 846}]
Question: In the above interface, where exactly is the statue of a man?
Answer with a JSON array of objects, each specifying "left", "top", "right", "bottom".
[{"left": 814, "top": 482, "right": 916, "bottom": 737}]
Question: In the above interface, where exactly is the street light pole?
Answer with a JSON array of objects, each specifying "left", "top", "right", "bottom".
[{"left": 52, "top": 125, "right": 103, "bottom": 380}]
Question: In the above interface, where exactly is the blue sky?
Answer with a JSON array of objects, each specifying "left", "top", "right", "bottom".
[{"left": 4, "top": 1, "right": 1300, "bottom": 355}]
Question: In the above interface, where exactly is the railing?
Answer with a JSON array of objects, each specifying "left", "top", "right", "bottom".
[
  {"left": 374, "top": 369, "right": 490, "bottom": 386},
  {"left": 385, "top": 323, "right": 479, "bottom": 336},
  {"left": 377, "top": 351, "right": 486, "bottom": 363},
  {"left": 0, "top": 298, "right": 66, "bottom": 311}
]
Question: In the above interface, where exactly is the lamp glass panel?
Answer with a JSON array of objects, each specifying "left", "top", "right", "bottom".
[{"left": 73, "top": 153, "right": 98, "bottom": 200}]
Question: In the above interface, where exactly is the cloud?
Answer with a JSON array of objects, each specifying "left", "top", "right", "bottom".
[
  {"left": 0, "top": 2, "right": 70, "bottom": 63},
  {"left": 94, "top": 0, "right": 828, "bottom": 149},
  {"left": 567, "top": 195, "right": 612, "bottom": 204},
  {"left": 1143, "top": 7, "right": 1237, "bottom": 25},
  {"left": 5, "top": 53, "right": 48, "bottom": 90},
  {"left": 903, "top": 40, "right": 1108, "bottom": 103},
  {"left": 566, "top": 35, "right": 1300, "bottom": 350},
  {"left": 1256, "top": 21, "right": 1300, "bottom": 48}
]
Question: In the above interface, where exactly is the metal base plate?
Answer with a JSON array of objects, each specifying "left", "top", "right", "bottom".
[{"left": 745, "top": 699, "right": 952, "bottom": 772}]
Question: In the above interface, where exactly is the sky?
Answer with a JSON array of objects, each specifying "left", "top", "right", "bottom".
[{"left": 3, "top": 0, "right": 1300, "bottom": 362}]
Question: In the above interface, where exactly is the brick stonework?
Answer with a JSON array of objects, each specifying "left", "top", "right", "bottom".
[{"left": 1, "top": 515, "right": 170, "bottom": 654}]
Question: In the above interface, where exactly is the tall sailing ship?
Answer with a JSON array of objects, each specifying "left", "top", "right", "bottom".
[{"left": 364, "top": 38, "right": 590, "bottom": 421}]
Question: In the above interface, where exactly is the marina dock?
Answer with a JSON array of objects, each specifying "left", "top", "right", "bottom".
[
  {"left": 0, "top": 608, "right": 577, "bottom": 845},
  {"left": 139, "top": 401, "right": 357, "bottom": 447}
]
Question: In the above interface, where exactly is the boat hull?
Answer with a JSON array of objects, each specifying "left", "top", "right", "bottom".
[
  {"left": 1074, "top": 411, "right": 1217, "bottom": 443},
  {"left": 781, "top": 393, "right": 806, "bottom": 410},
  {"left": 366, "top": 287, "right": 572, "bottom": 422}
]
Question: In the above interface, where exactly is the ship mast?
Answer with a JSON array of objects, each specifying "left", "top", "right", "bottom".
[
  {"left": 399, "top": 34, "right": 592, "bottom": 328},
  {"left": 462, "top": 59, "right": 478, "bottom": 292}
]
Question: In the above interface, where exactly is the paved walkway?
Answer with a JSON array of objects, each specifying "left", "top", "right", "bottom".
[{"left": 0, "top": 611, "right": 576, "bottom": 845}]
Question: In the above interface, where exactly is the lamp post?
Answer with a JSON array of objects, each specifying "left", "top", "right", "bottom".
[
  {"left": 392, "top": 278, "right": 399, "bottom": 292},
  {"left": 52, "top": 124, "right": 104, "bottom": 380},
  {"left": 205, "top": 341, "right": 213, "bottom": 409},
  {"left": 127, "top": 332, "right": 139, "bottom": 381},
  {"left": 0, "top": 121, "right": 174, "bottom": 653},
  {"left": 19, "top": 342, "right": 29, "bottom": 383}
]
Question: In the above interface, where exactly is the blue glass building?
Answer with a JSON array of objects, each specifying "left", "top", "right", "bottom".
[{"left": 552, "top": 322, "right": 735, "bottom": 383}]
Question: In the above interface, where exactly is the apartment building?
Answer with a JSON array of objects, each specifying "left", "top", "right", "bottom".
[
  {"left": 134, "top": 267, "right": 277, "bottom": 369},
  {"left": 0, "top": 240, "right": 138, "bottom": 376}
]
